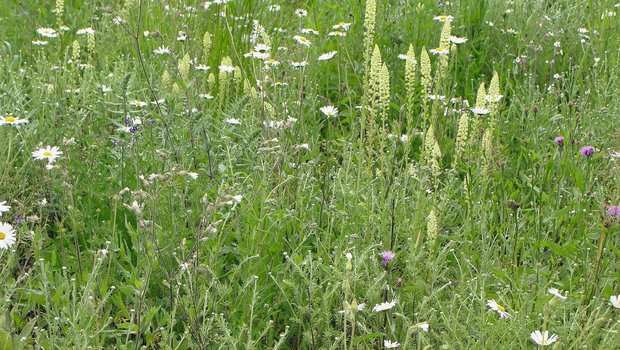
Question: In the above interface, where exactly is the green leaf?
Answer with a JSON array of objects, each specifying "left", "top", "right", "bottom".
[{"left": 352, "top": 332, "right": 386, "bottom": 345}]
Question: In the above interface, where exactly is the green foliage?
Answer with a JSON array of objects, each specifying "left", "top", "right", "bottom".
[{"left": 0, "top": 0, "right": 619, "bottom": 349}]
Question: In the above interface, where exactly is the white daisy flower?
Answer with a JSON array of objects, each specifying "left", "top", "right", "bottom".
[
  {"left": 32, "top": 146, "right": 63, "bottom": 163},
  {"left": 0, "top": 115, "right": 29, "bottom": 126},
  {"left": 130, "top": 100, "right": 148, "bottom": 108},
  {"left": 254, "top": 43, "right": 271, "bottom": 53},
  {"left": 328, "top": 30, "right": 347, "bottom": 37},
  {"left": 417, "top": 322, "right": 430, "bottom": 332},
  {"left": 433, "top": 15, "right": 454, "bottom": 22},
  {"left": 98, "top": 85, "right": 112, "bottom": 93},
  {"left": 219, "top": 65, "right": 235, "bottom": 73},
  {"left": 485, "top": 94, "right": 504, "bottom": 103},
  {"left": 428, "top": 95, "right": 446, "bottom": 101},
  {"left": 177, "top": 31, "right": 188, "bottom": 41},
  {"left": 470, "top": 107, "right": 490, "bottom": 115},
  {"left": 264, "top": 58, "right": 280, "bottom": 67},
  {"left": 548, "top": 288, "right": 567, "bottom": 300},
  {"left": 293, "top": 35, "right": 312, "bottom": 47},
  {"left": 318, "top": 51, "right": 338, "bottom": 61},
  {"left": 76, "top": 27, "right": 95, "bottom": 35},
  {"left": 32, "top": 40, "right": 48, "bottom": 46},
  {"left": 530, "top": 330, "right": 559, "bottom": 346},
  {"left": 37, "top": 28, "right": 58, "bottom": 38},
  {"left": 290, "top": 61, "right": 308, "bottom": 68},
  {"left": 320, "top": 106, "right": 339, "bottom": 118},
  {"left": 224, "top": 118, "right": 241, "bottom": 125},
  {"left": 249, "top": 51, "right": 270, "bottom": 60},
  {"left": 384, "top": 340, "right": 400, "bottom": 348},
  {"left": 0, "top": 202, "right": 9, "bottom": 217},
  {"left": 0, "top": 222, "right": 16, "bottom": 250},
  {"left": 332, "top": 22, "right": 352, "bottom": 31},
  {"left": 486, "top": 299, "right": 511, "bottom": 319},
  {"left": 295, "top": 9, "right": 308, "bottom": 18},
  {"left": 195, "top": 64, "right": 211, "bottom": 71},
  {"left": 301, "top": 28, "right": 319, "bottom": 35},
  {"left": 610, "top": 295, "right": 620, "bottom": 309},
  {"left": 153, "top": 46, "right": 171, "bottom": 55},
  {"left": 295, "top": 144, "right": 310, "bottom": 151},
  {"left": 449, "top": 36, "right": 468, "bottom": 44},
  {"left": 372, "top": 300, "right": 396, "bottom": 312},
  {"left": 429, "top": 47, "right": 449, "bottom": 55}
]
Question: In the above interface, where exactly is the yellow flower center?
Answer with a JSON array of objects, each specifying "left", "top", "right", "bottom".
[
  {"left": 496, "top": 304, "right": 505, "bottom": 312},
  {"left": 0, "top": 232, "right": 5, "bottom": 240},
  {"left": 438, "top": 16, "right": 447, "bottom": 20},
  {"left": 5, "top": 116, "right": 16, "bottom": 123},
  {"left": 43, "top": 151, "right": 53, "bottom": 157}
]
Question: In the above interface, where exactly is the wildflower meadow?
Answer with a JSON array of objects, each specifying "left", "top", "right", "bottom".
[{"left": 1, "top": 0, "right": 620, "bottom": 348}]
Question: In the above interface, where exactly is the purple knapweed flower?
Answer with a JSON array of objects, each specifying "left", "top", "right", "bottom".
[
  {"left": 380, "top": 251, "right": 395, "bottom": 268},
  {"left": 554, "top": 136, "right": 564, "bottom": 147},
  {"left": 580, "top": 146, "right": 595, "bottom": 157},
  {"left": 606, "top": 205, "right": 620, "bottom": 218},
  {"left": 396, "top": 277, "right": 403, "bottom": 287}
]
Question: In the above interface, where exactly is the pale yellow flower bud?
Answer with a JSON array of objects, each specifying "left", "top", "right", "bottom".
[
  {"left": 71, "top": 40, "right": 81, "bottom": 65},
  {"left": 427, "top": 209, "right": 438, "bottom": 244},
  {"left": 420, "top": 47, "right": 432, "bottom": 98},
  {"left": 203, "top": 31, "right": 212, "bottom": 61},
  {"left": 363, "top": 0, "right": 377, "bottom": 74},
  {"left": 178, "top": 53, "right": 191, "bottom": 82},
  {"left": 453, "top": 113, "right": 469, "bottom": 168}
]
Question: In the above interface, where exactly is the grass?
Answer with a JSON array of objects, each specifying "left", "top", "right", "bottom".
[{"left": 0, "top": 0, "right": 619, "bottom": 349}]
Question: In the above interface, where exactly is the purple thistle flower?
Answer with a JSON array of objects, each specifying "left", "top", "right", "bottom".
[
  {"left": 580, "top": 146, "right": 595, "bottom": 157},
  {"left": 606, "top": 205, "right": 620, "bottom": 218},
  {"left": 380, "top": 251, "right": 395, "bottom": 268},
  {"left": 396, "top": 277, "right": 403, "bottom": 287},
  {"left": 554, "top": 136, "right": 564, "bottom": 147}
]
